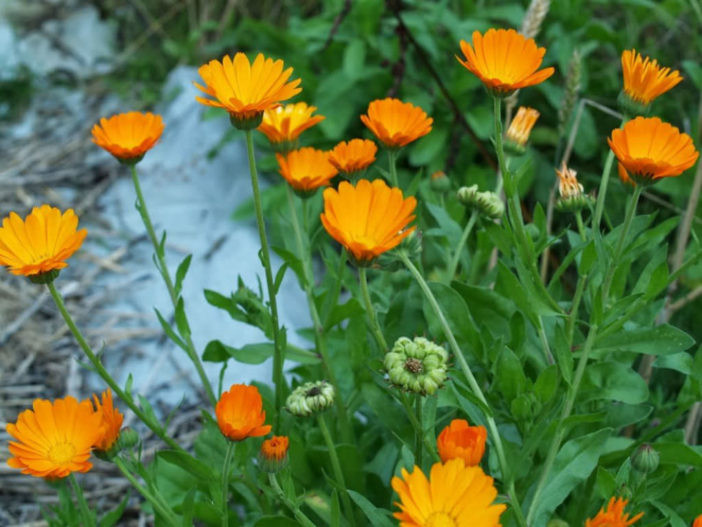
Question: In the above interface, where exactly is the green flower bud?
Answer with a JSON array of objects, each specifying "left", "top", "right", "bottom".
[
  {"left": 631, "top": 444, "right": 659, "bottom": 474},
  {"left": 384, "top": 336, "right": 449, "bottom": 395},
  {"left": 457, "top": 185, "right": 504, "bottom": 219},
  {"left": 430, "top": 171, "right": 451, "bottom": 193},
  {"left": 286, "top": 381, "right": 335, "bottom": 417}
]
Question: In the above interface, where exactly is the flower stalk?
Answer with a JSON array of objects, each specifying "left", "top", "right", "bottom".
[
  {"left": 317, "top": 415, "right": 356, "bottom": 527},
  {"left": 358, "top": 267, "right": 388, "bottom": 352},
  {"left": 68, "top": 474, "right": 93, "bottom": 527},
  {"left": 388, "top": 149, "right": 399, "bottom": 187},
  {"left": 221, "top": 441, "right": 235, "bottom": 527},
  {"left": 113, "top": 456, "right": 179, "bottom": 524},
  {"left": 445, "top": 210, "right": 478, "bottom": 282},
  {"left": 268, "top": 473, "right": 317, "bottom": 527}
]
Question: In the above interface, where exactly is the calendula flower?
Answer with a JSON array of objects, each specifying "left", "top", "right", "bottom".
[
  {"left": 0, "top": 205, "right": 87, "bottom": 281},
  {"left": 320, "top": 179, "right": 416, "bottom": 263},
  {"left": 585, "top": 497, "right": 643, "bottom": 527},
  {"left": 505, "top": 106, "right": 540, "bottom": 154},
  {"left": 91, "top": 112, "right": 164, "bottom": 163},
  {"left": 620, "top": 49, "right": 682, "bottom": 112},
  {"left": 391, "top": 459, "right": 506, "bottom": 526},
  {"left": 693, "top": 514, "right": 701, "bottom": 527},
  {"left": 258, "top": 102, "right": 324, "bottom": 151},
  {"left": 258, "top": 435, "right": 289, "bottom": 472},
  {"left": 360, "top": 98, "right": 433, "bottom": 149},
  {"left": 286, "top": 381, "right": 335, "bottom": 417},
  {"left": 276, "top": 147, "right": 338, "bottom": 193},
  {"left": 437, "top": 419, "right": 487, "bottom": 466},
  {"left": 215, "top": 384, "right": 271, "bottom": 441},
  {"left": 457, "top": 29, "right": 555, "bottom": 95},
  {"left": 195, "top": 53, "right": 301, "bottom": 129},
  {"left": 384, "top": 336, "right": 449, "bottom": 395},
  {"left": 7, "top": 396, "right": 103, "bottom": 478},
  {"left": 608, "top": 117, "right": 699, "bottom": 186},
  {"left": 328, "top": 138, "right": 378, "bottom": 175},
  {"left": 92, "top": 389, "right": 124, "bottom": 453}
]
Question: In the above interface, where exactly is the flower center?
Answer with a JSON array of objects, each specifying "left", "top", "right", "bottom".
[
  {"left": 306, "top": 387, "right": 321, "bottom": 397},
  {"left": 425, "top": 512, "right": 456, "bottom": 527},
  {"left": 48, "top": 442, "right": 76, "bottom": 465},
  {"left": 404, "top": 358, "right": 423, "bottom": 374}
]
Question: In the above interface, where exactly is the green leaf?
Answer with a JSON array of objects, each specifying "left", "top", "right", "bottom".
[
  {"left": 495, "top": 347, "right": 527, "bottom": 402},
  {"left": 272, "top": 246, "right": 306, "bottom": 288},
  {"left": 99, "top": 492, "right": 130, "bottom": 527},
  {"left": 593, "top": 325, "right": 694, "bottom": 358},
  {"left": 174, "top": 254, "right": 192, "bottom": 296},
  {"left": 343, "top": 39, "right": 366, "bottom": 79},
  {"left": 347, "top": 490, "right": 395, "bottom": 527},
  {"left": 174, "top": 298, "right": 191, "bottom": 339},
  {"left": 254, "top": 517, "right": 300, "bottom": 527},
  {"left": 202, "top": 340, "right": 320, "bottom": 365},
  {"left": 424, "top": 202, "right": 463, "bottom": 246},
  {"left": 324, "top": 298, "right": 365, "bottom": 330},
  {"left": 654, "top": 442, "right": 702, "bottom": 467},
  {"left": 158, "top": 450, "right": 212, "bottom": 481},
  {"left": 154, "top": 308, "right": 188, "bottom": 351},
  {"left": 581, "top": 362, "right": 649, "bottom": 404},
  {"left": 594, "top": 466, "right": 617, "bottom": 500}
]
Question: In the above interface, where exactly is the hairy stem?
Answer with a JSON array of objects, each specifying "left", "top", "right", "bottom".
[{"left": 358, "top": 267, "right": 388, "bottom": 351}]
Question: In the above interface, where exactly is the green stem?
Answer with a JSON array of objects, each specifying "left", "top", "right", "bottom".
[
  {"left": 536, "top": 317, "right": 555, "bottom": 365},
  {"left": 221, "top": 442, "right": 235, "bottom": 527},
  {"left": 388, "top": 149, "right": 399, "bottom": 187},
  {"left": 399, "top": 393, "right": 440, "bottom": 463},
  {"left": 322, "top": 249, "right": 348, "bottom": 327},
  {"left": 399, "top": 252, "right": 527, "bottom": 527},
  {"left": 593, "top": 118, "right": 627, "bottom": 232},
  {"left": 318, "top": 415, "right": 356, "bottom": 527},
  {"left": 244, "top": 130, "right": 285, "bottom": 425},
  {"left": 130, "top": 165, "right": 216, "bottom": 407},
  {"left": 268, "top": 473, "right": 317, "bottom": 527},
  {"left": 358, "top": 267, "right": 388, "bottom": 351},
  {"left": 286, "top": 186, "right": 353, "bottom": 443},
  {"left": 575, "top": 211, "right": 587, "bottom": 242},
  {"left": 445, "top": 210, "right": 478, "bottom": 283},
  {"left": 113, "top": 456, "right": 179, "bottom": 524},
  {"left": 46, "top": 282, "right": 182, "bottom": 451},
  {"left": 525, "top": 324, "right": 599, "bottom": 525},
  {"left": 415, "top": 395, "right": 423, "bottom": 466},
  {"left": 68, "top": 474, "right": 92, "bottom": 527},
  {"left": 567, "top": 274, "right": 588, "bottom": 346}
]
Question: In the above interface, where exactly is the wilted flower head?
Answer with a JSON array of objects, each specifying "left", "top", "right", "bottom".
[
  {"left": 361, "top": 98, "right": 433, "bottom": 149},
  {"left": 286, "top": 381, "right": 335, "bottom": 417},
  {"left": 258, "top": 435, "right": 289, "bottom": 473},
  {"left": 258, "top": 102, "right": 324, "bottom": 151},
  {"left": 505, "top": 106, "right": 540, "bottom": 154},
  {"left": 215, "top": 384, "right": 271, "bottom": 441},
  {"left": 92, "top": 389, "right": 124, "bottom": 454},
  {"left": 328, "top": 138, "right": 378, "bottom": 176},
  {"left": 457, "top": 185, "right": 504, "bottom": 219},
  {"left": 620, "top": 49, "right": 682, "bottom": 114},
  {"left": 585, "top": 497, "right": 643, "bottom": 527},
  {"left": 91, "top": 112, "right": 164, "bottom": 163},
  {"left": 555, "top": 163, "right": 592, "bottom": 213},
  {"left": 437, "top": 419, "right": 488, "bottom": 466},
  {"left": 385, "top": 336, "right": 448, "bottom": 395},
  {"left": 276, "top": 147, "right": 338, "bottom": 194},
  {"left": 0, "top": 205, "right": 87, "bottom": 282}
]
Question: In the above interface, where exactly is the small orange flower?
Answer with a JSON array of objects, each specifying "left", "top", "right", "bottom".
[
  {"left": 320, "top": 179, "right": 416, "bottom": 262},
  {"left": 505, "top": 107, "right": 540, "bottom": 148},
  {"left": 436, "top": 419, "right": 487, "bottom": 466},
  {"left": 608, "top": 117, "right": 699, "bottom": 185},
  {"left": 0, "top": 205, "right": 87, "bottom": 278},
  {"left": 693, "top": 514, "right": 702, "bottom": 527},
  {"left": 457, "top": 29, "right": 555, "bottom": 94},
  {"left": 276, "top": 147, "right": 338, "bottom": 192},
  {"left": 328, "top": 139, "right": 378, "bottom": 175},
  {"left": 261, "top": 435, "right": 289, "bottom": 462},
  {"left": 92, "top": 389, "right": 124, "bottom": 452},
  {"left": 621, "top": 49, "right": 683, "bottom": 106},
  {"left": 7, "top": 396, "right": 103, "bottom": 478},
  {"left": 258, "top": 102, "right": 324, "bottom": 146},
  {"left": 195, "top": 53, "right": 301, "bottom": 124},
  {"left": 215, "top": 384, "right": 271, "bottom": 441},
  {"left": 585, "top": 497, "right": 643, "bottom": 527},
  {"left": 360, "top": 98, "right": 433, "bottom": 148},
  {"left": 391, "top": 459, "right": 506, "bottom": 526},
  {"left": 91, "top": 112, "right": 164, "bottom": 162}
]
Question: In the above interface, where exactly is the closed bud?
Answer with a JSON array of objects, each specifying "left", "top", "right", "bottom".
[
  {"left": 504, "top": 107, "right": 540, "bottom": 155},
  {"left": 117, "top": 427, "right": 140, "bottom": 450},
  {"left": 258, "top": 435, "right": 289, "bottom": 473},
  {"left": 631, "top": 444, "right": 659, "bottom": 474},
  {"left": 430, "top": 171, "right": 451, "bottom": 193},
  {"left": 384, "top": 336, "right": 449, "bottom": 395},
  {"left": 286, "top": 381, "right": 335, "bottom": 417},
  {"left": 457, "top": 185, "right": 504, "bottom": 219}
]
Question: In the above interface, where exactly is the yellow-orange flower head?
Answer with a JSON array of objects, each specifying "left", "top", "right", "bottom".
[
  {"left": 607, "top": 117, "right": 699, "bottom": 186},
  {"left": 195, "top": 53, "right": 302, "bottom": 128},
  {"left": 91, "top": 112, "right": 164, "bottom": 163},
  {"left": 92, "top": 389, "right": 124, "bottom": 452},
  {"left": 320, "top": 179, "right": 417, "bottom": 263},
  {"left": 621, "top": 49, "right": 682, "bottom": 106},
  {"left": 0, "top": 205, "right": 87, "bottom": 279},
  {"left": 329, "top": 139, "right": 378, "bottom": 175},
  {"left": 436, "top": 419, "right": 487, "bottom": 466},
  {"left": 391, "top": 459, "right": 506, "bottom": 526},
  {"left": 215, "top": 384, "right": 271, "bottom": 441},
  {"left": 7, "top": 396, "right": 103, "bottom": 479},
  {"left": 258, "top": 102, "right": 324, "bottom": 147},
  {"left": 505, "top": 107, "right": 540, "bottom": 149},
  {"left": 360, "top": 98, "right": 433, "bottom": 149},
  {"left": 261, "top": 435, "right": 289, "bottom": 462},
  {"left": 693, "top": 514, "right": 702, "bottom": 527},
  {"left": 457, "top": 29, "right": 555, "bottom": 95},
  {"left": 276, "top": 147, "right": 338, "bottom": 192},
  {"left": 585, "top": 497, "right": 643, "bottom": 527}
]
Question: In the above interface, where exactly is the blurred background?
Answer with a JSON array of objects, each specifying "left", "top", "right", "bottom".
[{"left": 1, "top": 0, "right": 701, "bottom": 524}]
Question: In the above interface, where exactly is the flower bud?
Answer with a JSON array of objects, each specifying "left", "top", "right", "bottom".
[
  {"left": 504, "top": 107, "right": 540, "bottom": 155},
  {"left": 631, "top": 444, "right": 659, "bottom": 474},
  {"left": 555, "top": 163, "right": 594, "bottom": 213},
  {"left": 457, "top": 185, "right": 504, "bottom": 219},
  {"left": 258, "top": 435, "right": 289, "bottom": 473},
  {"left": 430, "top": 171, "right": 451, "bottom": 193},
  {"left": 437, "top": 419, "right": 487, "bottom": 465},
  {"left": 384, "top": 336, "right": 449, "bottom": 395},
  {"left": 286, "top": 381, "right": 335, "bottom": 417}
]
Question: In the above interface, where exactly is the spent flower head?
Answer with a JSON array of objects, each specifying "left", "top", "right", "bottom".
[
  {"left": 585, "top": 497, "right": 643, "bottom": 527},
  {"left": 384, "top": 336, "right": 449, "bottom": 395},
  {"left": 457, "top": 185, "right": 504, "bottom": 219},
  {"left": 505, "top": 106, "right": 540, "bottom": 155},
  {"left": 286, "top": 381, "right": 335, "bottom": 417},
  {"left": 555, "top": 163, "right": 593, "bottom": 213}
]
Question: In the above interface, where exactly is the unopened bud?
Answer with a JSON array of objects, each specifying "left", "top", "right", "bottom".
[
  {"left": 430, "top": 171, "right": 451, "bottom": 193},
  {"left": 286, "top": 381, "right": 335, "bottom": 417},
  {"left": 384, "top": 336, "right": 449, "bottom": 395},
  {"left": 258, "top": 435, "right": 289, "bottom": 473},
  {"left": 631, "top": 444, "right": 659, "bottom": 474},
  {"left": 504, "top": 107, "right": 540, "bottom": 155},
  {"left": 457, "top": 185, "right": 504, "bottom": 219}
]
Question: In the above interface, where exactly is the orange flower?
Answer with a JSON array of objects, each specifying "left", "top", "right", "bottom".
[
  {"left": 0, "top": 205, "right": 87, "bottom": 278},
  {"left": 585, "top": 497, "right": 643, "bottom": 527},
  {"left": 6, "top": 396, "right": 103, "bottom": 478},
  {"left": 195, "top": 53, "right": 301, "bottom": 126},
  {"left": 92, "top": 389, "right": 124, "bottom": 452},
  {"left": 91, "top": 112, "right": 164, "bottom": 162},
  {"left": 258, "top": 102, "right": 324, "bottom": 146},
  {"left": 215, "top": 384, "right": 271, "bottom": 441},
  {"left": 505, "top": 107, "right": 540, "bottom": 148},
  {"left": 276, "top": 147, "right": 338, "bottom": 192},
  {"left": 320, "top": 179, "right": 416, "bottom": 262},
  {"left": 391, "top": 459, "right": 506, "bottom": 526},
  {"left": 360, "top": 98, "right": 433, "bottom": 148},
  {"left": 607, "top": 117, "right": 699, "bottom": 185},
  {"left": 621, "top": 49, "right": 682, "bottom": 106},
  {"left": 261, "top": 435, "right": 289, "bottom": 462},
  {"left": 457, "top": 29, "right": 555, "bottom": 94},
  {"left": 436, "top": 419, "right": 487, "bottom": 466},
  {"left": 328, "top": 139, "right": 378, "bottom": 175},
  {"left": 693, "top": 514, "right": 702, "bottom": 527}
]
